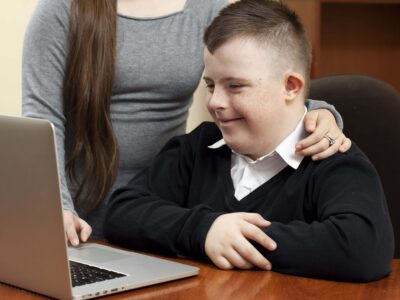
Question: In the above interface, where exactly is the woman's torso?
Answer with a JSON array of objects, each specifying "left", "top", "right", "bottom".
[{"left": 66, "top": 0, "right": 227, "bottom": 235}]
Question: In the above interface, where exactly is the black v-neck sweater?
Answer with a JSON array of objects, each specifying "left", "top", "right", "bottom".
[{"left": 105, "top": 122, "right": 394, "bottom": 282}]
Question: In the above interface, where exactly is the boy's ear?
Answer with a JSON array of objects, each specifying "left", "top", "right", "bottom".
[{"left": 284, "top": 72, "right": 305, "bottom": 101}]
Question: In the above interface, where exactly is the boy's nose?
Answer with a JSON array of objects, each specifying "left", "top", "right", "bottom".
[{"left": 208, "top": 88, "right": 229, "bottom": 111}]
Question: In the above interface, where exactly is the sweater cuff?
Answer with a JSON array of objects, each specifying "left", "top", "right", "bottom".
[{"left": 191, "top": 212, "right": 224, "bottom": 258}]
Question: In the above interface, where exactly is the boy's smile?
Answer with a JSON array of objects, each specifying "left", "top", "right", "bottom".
[
  {"left": 203, "top": 37, "right": 305, "bottom": 160},
  {"left": 214, "top": 114, "right": 244, "bottom": 127}
]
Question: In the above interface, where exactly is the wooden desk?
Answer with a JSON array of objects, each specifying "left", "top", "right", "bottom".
[{"left": 1, "top": 251, "right": 399, "bottom": 299}]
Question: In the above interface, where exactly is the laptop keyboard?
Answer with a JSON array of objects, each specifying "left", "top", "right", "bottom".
[{"left": 69, "top": 261, "right": 126, "bottom": 287}]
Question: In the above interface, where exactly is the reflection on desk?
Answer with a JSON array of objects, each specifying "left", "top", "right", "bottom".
[{"left": 1, "top": 244, "right": 399, "bottom": 300}]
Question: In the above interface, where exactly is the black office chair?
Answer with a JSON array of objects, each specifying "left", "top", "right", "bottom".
[{"left": 309, "top": 74, "right": 400, "bottom": 258}]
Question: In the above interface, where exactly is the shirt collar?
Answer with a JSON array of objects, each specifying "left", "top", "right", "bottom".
[
  {"left": 208, "top": 106, "right": 308, "bottom": 169},
  {"left": 208, "top": 138, "right": 226, "bottom": 149}
]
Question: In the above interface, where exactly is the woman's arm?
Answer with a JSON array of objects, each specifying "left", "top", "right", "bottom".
[
  {"left": 22, "top": 0, "right": 91, "bottom": 244},
  {"left": 299, "top": 100, "right": 352, "bottom": 160}
]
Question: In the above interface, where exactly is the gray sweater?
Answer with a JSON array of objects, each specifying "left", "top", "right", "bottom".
[{"left": 22, "top": 0, "right": 342, "bottom": 238}]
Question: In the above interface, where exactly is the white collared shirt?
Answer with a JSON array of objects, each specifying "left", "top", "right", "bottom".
[{"left": 208, "top": 107, "right": 308, "bottom": 200}]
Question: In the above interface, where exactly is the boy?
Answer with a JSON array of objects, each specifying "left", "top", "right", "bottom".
[{"left": 105, "top": 0, "right": 393, "bottom": 282}]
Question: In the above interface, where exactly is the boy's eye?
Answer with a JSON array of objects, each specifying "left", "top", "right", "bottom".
[
  {"left": 229, "top": 83, "right": 243, "bottom": 89},
  {"left": 205, "top": 84, "right": 215, "bottom": 92}
]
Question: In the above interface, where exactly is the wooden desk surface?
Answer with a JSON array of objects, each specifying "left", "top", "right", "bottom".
[{"left": 1, "top": 250, "right": 399, "bottom": 300}]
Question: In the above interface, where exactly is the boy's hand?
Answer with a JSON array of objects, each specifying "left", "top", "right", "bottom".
[
  {"left": 205, "top": 213, "right": 277, "bottom": 270},
  {"left": 63, "top": 210, "right": 92, "bottom": 246},
  {"left": 296, "top": 109, "right": 352, "bottom": 160}
]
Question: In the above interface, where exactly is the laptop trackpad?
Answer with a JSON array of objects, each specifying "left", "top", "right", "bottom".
[{"left": 68, "top": 243, "right": 132, "bottom": 264}]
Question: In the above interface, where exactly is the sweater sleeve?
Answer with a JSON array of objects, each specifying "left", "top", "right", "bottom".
[
  {"left": 22, "top": 0, "right": 76, "bottom": 213},
  {"left": 306, "top": 99, "right": 344, "bottom": 130},
  {"left": 104, "top": 128, "right": 222, "bottom": 257},
  {"left": 259, "top": 151, "right": 394, "bottom": 282}
]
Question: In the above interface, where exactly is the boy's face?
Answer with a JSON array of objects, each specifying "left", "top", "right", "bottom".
[{"left": 203, "top": 37, "right": 300, "bottom": 159}]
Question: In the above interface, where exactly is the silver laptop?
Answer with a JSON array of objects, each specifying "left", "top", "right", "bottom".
[{"left": 0, "top": 115, "right": 199, "bottom": 299}]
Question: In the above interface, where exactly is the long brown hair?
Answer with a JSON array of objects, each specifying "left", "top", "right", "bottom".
[{"left": 63, "top": 0, "right": 119, "bottom": 212}]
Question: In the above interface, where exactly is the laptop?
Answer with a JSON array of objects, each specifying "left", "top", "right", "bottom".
[{"left": 0, "top": 115, "right": 199, "bottom": 299}]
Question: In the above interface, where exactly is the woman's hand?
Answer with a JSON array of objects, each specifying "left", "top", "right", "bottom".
[
  {"left": 296, "top": 109, "right": 352, "bottom": 160},
  {"left": 63, "top": 210, "right": 92, "bottom": 246}
]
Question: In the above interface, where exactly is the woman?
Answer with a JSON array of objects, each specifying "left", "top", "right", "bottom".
[{"left": 22, "top": 0, "right": 349, "bottom": 245}]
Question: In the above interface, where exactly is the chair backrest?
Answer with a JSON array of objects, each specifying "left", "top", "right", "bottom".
[{"left": 309, "top": 74, "right": 400, "bottom": 258}]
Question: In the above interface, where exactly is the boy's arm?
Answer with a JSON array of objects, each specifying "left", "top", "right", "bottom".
[
  {"left": 258, "top": 153, "right": 394, "bottom": 282},
  {"left": 104, "top": 130, "right": 222, "bottom": 257}
]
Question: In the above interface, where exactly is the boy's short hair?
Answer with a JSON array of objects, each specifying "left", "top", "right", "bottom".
[{"left": 204, "top": 0, "right": 312, "bottom": 95}]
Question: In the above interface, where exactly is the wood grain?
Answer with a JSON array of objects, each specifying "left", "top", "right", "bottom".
[
  {"left": 282, "top": 0, "right": 400, "bottom": 91},
  {"left": 1, "top": 253, "right": 399, "bottom": 300}
]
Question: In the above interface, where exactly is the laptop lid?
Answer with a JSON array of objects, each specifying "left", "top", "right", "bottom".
[
  {"left": 0, "top": 115, "right": 73, "bottom": 299},
  {"left": 0, "top": 115, "right": 198, "bottom": 299}
]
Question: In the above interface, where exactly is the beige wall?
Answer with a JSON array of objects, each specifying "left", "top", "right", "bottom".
[
  {"left": 0, "top": 0, "right": 38, "bottom": 116},
  {"left": 187, "top": 81, "right": 213, "bottom": 132},
  {"left": 0, "top": 0, "right": 212, "bottom": 129}
]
